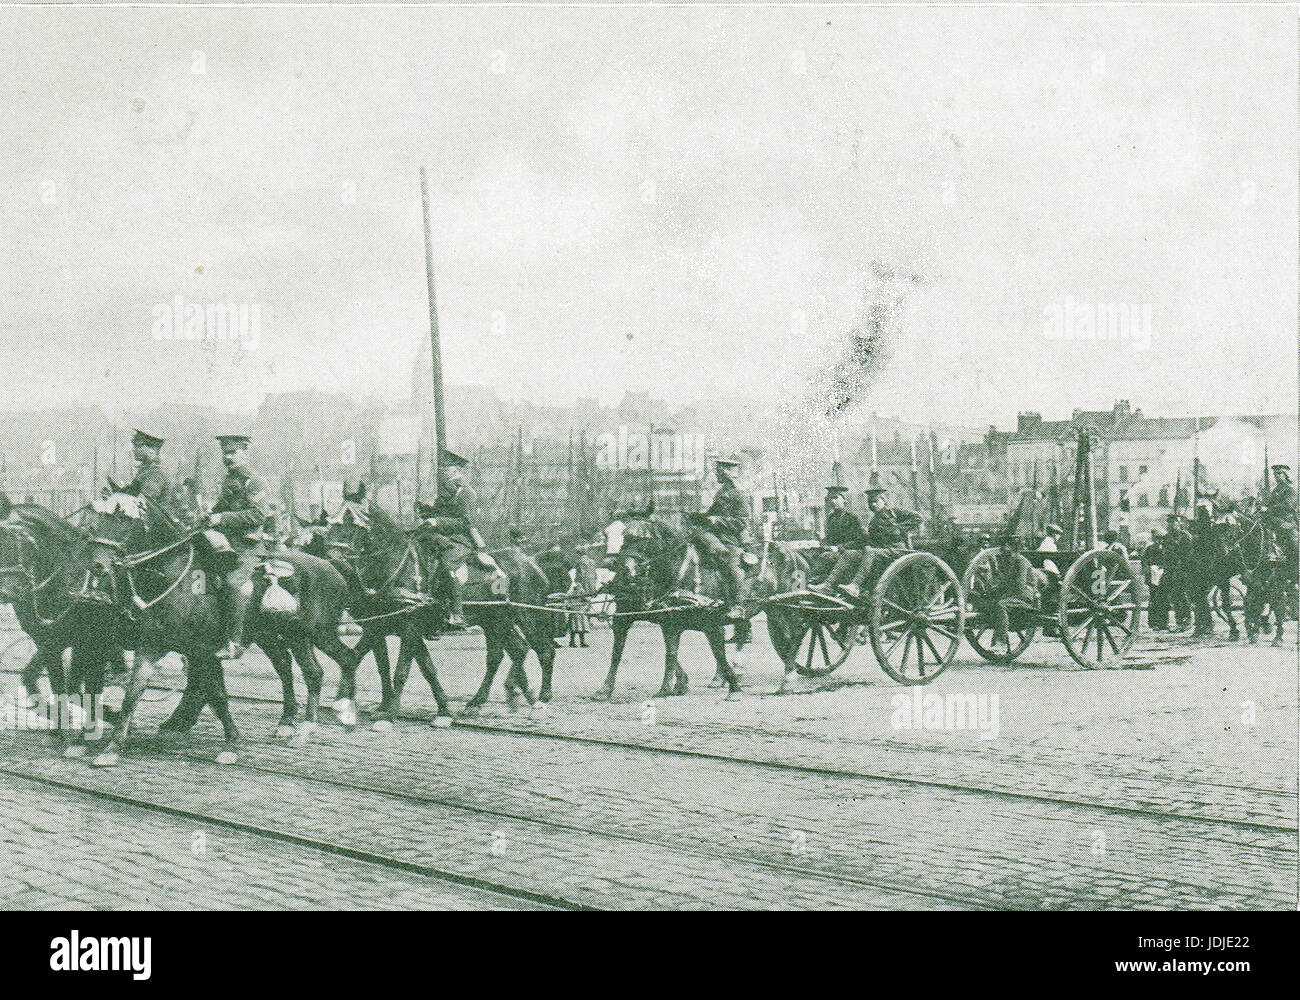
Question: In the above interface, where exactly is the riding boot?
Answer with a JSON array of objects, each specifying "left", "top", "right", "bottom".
[
  {"left": 217, "top": 576, "right": 250, "bottom": 660},
  {"left": 726, "top": 559, "right": 746, "bottom": 620},
  {"left": 444, "top": 572, "right": 470, "bottom": 632}
]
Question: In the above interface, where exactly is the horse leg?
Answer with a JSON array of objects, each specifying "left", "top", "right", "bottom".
[
  {"left": 391, "top": 632, "right": 416, "bottom": 714},
  {"left": 655, "top": 624, "right": 683, "bottom": 698},
  {"left": 532, "top": 619, "right": 555, "bottom": 703},
  {"left": 592, "top": 617, "right": 630, "bottom": 701},
  {"left": 705, "top": 624, "right": 743, "bottom": 699},
  {"left": 464, "top": 624, "right": 507, "bottom": 715},
  {"left": 21, "top": 644, "right": 55, "bottom": 708},
  {"left": 368, "top": 629, "right": 396, "bottom": 720},
  {"left": 89, "top": 650, "right": 156, "bottom": 768},
  {"left": 1219, "top": 577, "right": 1240, "bottom": 639},
  {"left": 261, "top": 639, "right": 298, "bottom": 737},
  {"left": 504, "top": 623, "right": 537, "bottom": 711},
  {"left": 198, "top": 655, "right": 241, "bottom": 762},
  {"left": 289, "top": 639, "right": 324, "bottom": 747},
  {"left": 328, "top": 628, "right": 365, "bottom": 707},
  {"left": 408, "top": 633, "right": 453, "bottom": 723},
  {"left": 314, "top": 630, "right": 360, "bottom": 727}
]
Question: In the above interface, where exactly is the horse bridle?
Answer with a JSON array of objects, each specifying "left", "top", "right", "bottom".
[
  {"left": 329, "top": 522, "right": 425, "bottom": 598},
  {"left": 0, "top": 520, "right": 73, "bottom": 626}
]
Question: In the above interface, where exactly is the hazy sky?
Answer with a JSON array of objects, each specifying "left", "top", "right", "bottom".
[{"left": 1, "top": 4, "right": 1295, "bottom": 432}]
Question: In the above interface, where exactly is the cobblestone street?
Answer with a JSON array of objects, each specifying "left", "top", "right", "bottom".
[{"left": 1, "top": 613, "right": 1294, "bottom": 910}]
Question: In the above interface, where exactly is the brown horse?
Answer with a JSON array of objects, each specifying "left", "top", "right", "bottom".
[
  {"left": 592, "top": 512, "right": 807, "bottom": 701},
  {"left": 0, "top": 497, "right": 122, "bottom": 741},
  {"left": 323, "top": 491, "right": 560, "bottom": 722},
  {"left": 65, "top": 493, "right": 358, "bottom": 764}
]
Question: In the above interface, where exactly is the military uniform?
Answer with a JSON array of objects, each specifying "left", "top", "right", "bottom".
[
  {"left": 122, "top": 457, "right": 175, "bottom": 511},
  {"left": 839, "top": 496, "right": 920, "bottom": 596},
  {"left": 121, "top": 431, "right": 183, "bottom": 523},
  {"left": 694, "top": 460, "right": 750, "bottom": 616},
  {"left": 1263, "top": 472, "right": 1298, "bottom": 579},
  {"left": 210, "top": 435, "right": 275, "bottom": 658},
  {"left": 811, "top": 488, "right": 865, "bottom": 588},
  {"left": 824, "top": 506, "right": 867, "bottom": 550},
  {"left": 414, "top": 450, "right": 480, "bottom": 628},
  {"left": 210, "top": 469, "right": 275, "bottom": 546}
]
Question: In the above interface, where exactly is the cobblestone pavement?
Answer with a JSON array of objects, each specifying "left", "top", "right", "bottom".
[
  {"left": 0, "top": 612, "right": 1295, "bottom": 909},
  {"left": 0, "top": 773, "right": 538, "bottom": 910}
]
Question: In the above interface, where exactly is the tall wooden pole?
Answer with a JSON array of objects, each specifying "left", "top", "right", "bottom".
[{"left": 420, "top": 167, "right": 447, "bottom": 500}]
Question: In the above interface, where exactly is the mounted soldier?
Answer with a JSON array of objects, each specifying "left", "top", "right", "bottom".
[
  {"left": 692, "top": 455, "right": 750, "bottom": 620},
  {"left": 413, "top": 448, "right": 482, "bottom": 632},
  {"left": 119, "top": 429, "right": 182, "bottom": 521},
  {"left": 1262, "top": 464, "right": 1298, "bottom": 580},
  {"left": 205, "top": 434, "right": 275, "bottom": 660}
]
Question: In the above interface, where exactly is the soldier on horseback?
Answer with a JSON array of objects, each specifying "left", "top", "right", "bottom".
[
  {"left": 120, "top": 430, "right": 182, "bottom": 520},
  {"left": 1263, "top": 464, "right": 1298, "bottom": 580},
  {"left": 206, "top": 434, "right": 275, "bottom": 660},
  {"left": 693, "top": 456, "right": 750, "bottom": 620},
  {"left": 413, "top": 449, "right": 481, "bottom": 632}
]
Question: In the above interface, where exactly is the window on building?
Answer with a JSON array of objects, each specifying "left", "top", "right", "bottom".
[
  {"left": 1139, "top": 464, "right": 1148, "bottom": 476},
  {"left": 1158, "top": 486, "right": 1169, "bottom": 506},
  {"left": 761, "top": 496, "right": 778, "bottom": 514},
  {"left": 1137, "top": 493, "right": 1148, "bottom": 508},
  {"left": 1118, "top": 465, "right": 1129, "bottom": 482}
]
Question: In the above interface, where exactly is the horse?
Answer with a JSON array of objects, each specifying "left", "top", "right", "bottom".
[
  {"left": 324, "top": 490, "right": 558, "bottom": 721},
  {"left": 1229, "top": 514, "right": 1296, "bottom": 645},
  {"left": 323, "top": 498, "right": 459, "bottom": 725},
  {"left": 65, "top": 492, "right": 358, "bottom": 764},
  {"left": 0, "top": 496, "right": 121, "bottom": 740},
  {"left": 592, "top": 511, "right": 807, "bottom": 701}
]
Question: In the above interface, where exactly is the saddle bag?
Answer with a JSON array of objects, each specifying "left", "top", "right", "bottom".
[{"left": 258, "top": 559, "right": 299, "bottom": 615}]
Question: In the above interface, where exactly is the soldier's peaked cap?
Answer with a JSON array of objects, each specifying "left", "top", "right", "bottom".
[
  {"left": 132, "top": 429, "right": 164, "bottom": 448},
  {"left": 439, "top": 449, "right": 469, "bottom": 468},
  {"left": 825, "top": 486, "right": 848, "bottom": 496},
  {"left": 1045, "top": 523, "right": 1063, "bottom": 534},
  {"left": 215, "top": 434, "right": 251, "bottom": 447},
  {"left": 1272, "top": 463, "right": 1292, "bottom": 472},
  {"left": 713, "top": 456, "right": 742, "bottom": 468},
  {"left": 863, "top": 486, "right": 888, "bottom": 496}
]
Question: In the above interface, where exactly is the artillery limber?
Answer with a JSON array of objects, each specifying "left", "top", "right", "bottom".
[{"left": 764, "top": 547, "right": 966, "bottom": 687}]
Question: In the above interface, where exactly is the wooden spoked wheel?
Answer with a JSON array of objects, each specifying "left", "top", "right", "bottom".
[
  {"left": 784, "top": 614, "right": 860, "bottom": 676},
  {"left": 960, "top": 547, "right": 1039, "bottom": 663},
  {"left": 869, "top": 551, "right": 965, "bottom": 685},
  {"left": 1059, "top": 548, "right": 1140, "bottom": 669}
]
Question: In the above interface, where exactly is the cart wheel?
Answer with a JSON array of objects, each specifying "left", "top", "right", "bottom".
[
  {"left": 961, "top": 547, "right": 1038, "bottom": 663},
  {"left": 786, "top": 614, "right": 859, "bottom": 676},
  {"left": 870, "top": 551, "right": 965, "bottom": 685},
  {"left": 1059, "top": 548, "right": 1140, "bottom": 668}
]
